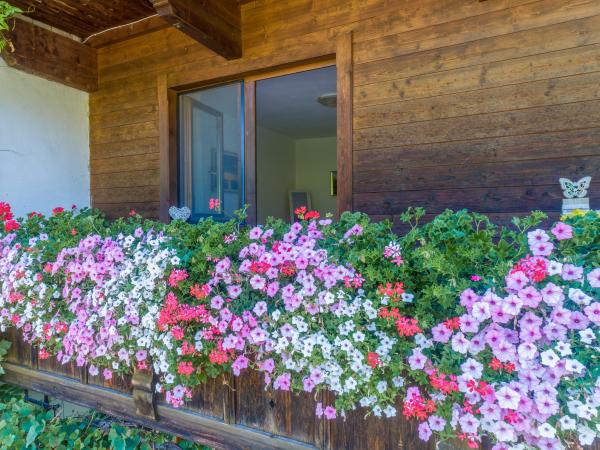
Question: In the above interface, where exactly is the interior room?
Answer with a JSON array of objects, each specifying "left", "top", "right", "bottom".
[{"left": 256, "top": 66, "right": 337, "bottom": 223}]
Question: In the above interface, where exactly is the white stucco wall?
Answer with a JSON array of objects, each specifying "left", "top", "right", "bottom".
[{"left": 0, "top": 57, "right": 90, "bottom": 217}]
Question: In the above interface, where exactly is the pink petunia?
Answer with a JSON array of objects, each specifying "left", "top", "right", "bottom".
[
  {"left": 530, "top": 241, "right": 554, "bottom": 257},
  {"left": 562, "top": 264, "right": 583, "bottom": 281},
  {"left": 551, "top": 222, "right": 573, "bottom": 240},
  {"left": 323, "top": 406, "right": 337, "bottom": 420},
  {"left": 587, "top": 268, "right": 600, "bottom": 288},
  {"left": 418, "top": 422, "right": 432, "bottom": 441},
  {"left": 584, "top": 302, "right": 600, "bottom": 325}
]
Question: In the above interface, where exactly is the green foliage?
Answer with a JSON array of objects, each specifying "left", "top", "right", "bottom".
[
  {"left": 0, "top": 1, "right": 21, "bottom": 53},
  {"left": 0, "top": 385, "right": 209, "bottom": 450},
  {"left": 0, "top": 340, "right": 10, "bottom": 376},
  {"left": 394, "top": 209, "right": 547, "bottom": 326}
]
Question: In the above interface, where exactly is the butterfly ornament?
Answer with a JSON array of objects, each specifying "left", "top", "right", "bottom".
[
  {"left": 168, "top": 206, "right": 191, "bottom": 221},
  {"left": 559, "top": 177, "right": 591, "bottom": 199}
]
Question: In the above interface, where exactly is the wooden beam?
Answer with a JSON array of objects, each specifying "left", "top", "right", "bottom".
[
  {"left": 158, "top": 74, "right": 178, "bottom": 222},
  {"left": 85, "top": 15, "right": 170, "bottom": 48},
  {"left": 244, "top": 81, "right": 257, "bottom": 225},
  {"left": 336, "top": 32, "right": 353, "bottom": 215},
  {"left": 2, "top": 363, "right": 315, "bottom": 450},
  {"left": 1, "top": 18, "right": 97, "bottom": 92},
  {"left": 150, "top": 0, "right": 241, "bottom": 60}
]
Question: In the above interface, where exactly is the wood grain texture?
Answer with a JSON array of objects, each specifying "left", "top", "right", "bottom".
[
  {"left": 1, "top": 363, "right": 315, "bottom": 450},
  {"left": 1, "top": 18, "right": 97, "bottom": 92},
  {"left": 244, "top": 81, "right": 258, "bottom": 224},
  {"left": 150, "top": 0, "right": 241, "bottom": 60},
  {"left": 336, "top": 32, "right": 353, "bottom": 215},
  {"left": 91, "top": 0, "right": 600, "bottom": 223},
  {"left": 87, "top": 3, "right": 600, "bottom": 445},
  {"left": 10, "top": 0, "right": 154, "bottom": 39}
]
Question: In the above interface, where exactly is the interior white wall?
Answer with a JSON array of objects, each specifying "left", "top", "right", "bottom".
[
  {"left": 257, "top": 127, "right": 336, "bottom": 222},
  {"left": 295, "top": 136, "right": 337, "bottom": 217},
  {"left": 0, "top": 57, "right": 90, "bottom": 217},
  {"left": 256, "top": 126, "right": 296, "bottom": 223}
]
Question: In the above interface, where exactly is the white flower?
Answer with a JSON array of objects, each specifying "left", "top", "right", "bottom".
[
  {"left": 579, "top": 329, "right": 595, "bottom": 344},
  {"left": 460, "top": 358, "right": 483, "bottom": 379},
  {"left": 496, "top": 386, "right": 521, "bottom": 410},
  {"left": 376, "top": 381, "right": 387, "bottom": 394},
  {"left": 538, "top": 423, "right": 556, "bottom": 438},
  {"left": 547, "top": 261, "right": 563, "bottom": 276},
  {"left": 555, "top": 341, "right": 572, "bottom": 357},
  {"left": 578, "top": 425, "right": 596, "bottom": 446},
  {"left": 401, "top": 293, "right": 414, "bottom": 303},
  {"left": 415, "top": 333, "right": 432, "bottom": 349},
  {"left": 565, "top": 359, "right": 586, "bottom": 374},
  {"left": 383, "top": 405, "right": 396, "bottom": 417},
  {"left": 576, "top": 404, "right": 596, "bottom": 420},
  {"left": 518, "top": 343, "right": 537, "bottom": 361},
  {"left": 540, "top": 349, "right": 560, "bottom": 367},
  {"left": 392, "top": 376, "right": 404, "bottom": 388},
  {"left": 344, "top": 377, "right": 357, "bottom": 391},
  {"left": 558, "top": 415, "right": 576, "bottom": 431},
  {"left": 493, "top": 421, "right": 515, "bottom": 442},
  {"left": 569, "top": 288, "right": 591, "bottom": 306},
  {"left": 472, "top": 301, "right": 490, "bottom": 321}
]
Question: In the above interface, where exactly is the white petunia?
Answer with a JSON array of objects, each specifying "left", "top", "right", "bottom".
[
  {"left": 538, "top": 423, "right": 556, "bottom": 438},
  {"left": 540, "top": 349, "right": 560, "bottom": 367},
  {"left": 578, "top": 425, "right": 596, "bottom": 446},
  {"left": 495, "top": 386, "right": 521, "bottom": 410},
  {"left": 558, "top": 415, "right": 576, "bottom": 431}
]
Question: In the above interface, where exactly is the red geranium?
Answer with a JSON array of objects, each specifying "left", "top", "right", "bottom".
[
  {"left": 4, "top": 219, "right": 19, "bottom": 232},
  {"left": 0, "top": 202, "right": 12, "bottom": 222},
  {"left": 367, "top": 352, "right": 381, "bottom": 369}
]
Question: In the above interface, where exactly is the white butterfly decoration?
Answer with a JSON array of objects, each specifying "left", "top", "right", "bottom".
[
  {"left": 559, "top": 176, "right": 591, "bottom": 199},
  {"left": 168, "top": 206, "right": 191, "bottom": 221}
]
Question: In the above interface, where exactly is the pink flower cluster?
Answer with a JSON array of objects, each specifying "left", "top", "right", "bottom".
[
  {"left": 412, "top": 222, "right": 600, "bottom": 449},
  {"left": 0, "top": 227, "right": 175, "bottom": 378}
]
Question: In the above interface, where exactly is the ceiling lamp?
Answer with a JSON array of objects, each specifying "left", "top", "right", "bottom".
[{"left": 317, "top": 92, "right": 337, "bottom": 107}]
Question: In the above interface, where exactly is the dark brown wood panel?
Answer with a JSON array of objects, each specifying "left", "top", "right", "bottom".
[
  {"left": 354, "top": 100, "right": 600, "bottom": 149},
  {"left": 151, "top": 0, "right": 242, "bottom": 60},
  {"left": 354, "top": 157, "right": 600, "bottom": 193},
  {"left": 354, "top": 71, "right": 600, "bottom": 129},
  {"left": 336, "top": 32, "right": 353, "bottom": 214},
  {"left": 235, "top": 370, "right": 324, "bottom": 447},
  {"left": 353, "top": 0, "right": 599, "bottom": 64},
  {"left": 1, "top": 363, "right": 315, "bottom": 450},
  {"left": 10, "top": 0, "right": 155, "bottom": 39},
  {"left": 1, "top": 18, "right": 97, "bottom": 92},
  {"left": 354, "top": 183, "right": 600, "bottom": 216},
  {"left": 353, "top": 128, "right": 600, "bottom": 170},
  {"left": 353, "top": 10, "right": 600, "bottom": 86}
]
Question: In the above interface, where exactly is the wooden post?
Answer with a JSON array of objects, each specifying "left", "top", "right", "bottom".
[
  {"left": 336, "top": 31, "right": 353, "bottom": 216},
  {"left": 244, "top": 80, "right": 258, "bottom": 225},
  {"left": 132, "top": 368, "right": 157, "bottom": 420},
  {"left": 158, "top": 74, "right": 178, "bottom": 222}
]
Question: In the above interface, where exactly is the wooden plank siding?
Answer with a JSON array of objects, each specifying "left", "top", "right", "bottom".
[
  {"left": 87, "top": 3, "right": 600, "bottom": 445},
  {"left": 91, "top": 0, "right": 600, "bottom": 230}
]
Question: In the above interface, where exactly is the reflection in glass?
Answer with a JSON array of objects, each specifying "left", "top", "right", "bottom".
[{"left": 179, "top": 82, "right": 243, "bottom": 220}]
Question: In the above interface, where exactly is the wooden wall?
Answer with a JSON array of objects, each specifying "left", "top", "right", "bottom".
[{"left": 91, "top": 0, "right": 600, "bottom": 231}]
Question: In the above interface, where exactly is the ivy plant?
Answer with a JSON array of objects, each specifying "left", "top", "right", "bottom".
[{"left": 0, "top": 1, "right": 21, "bottom": 53}]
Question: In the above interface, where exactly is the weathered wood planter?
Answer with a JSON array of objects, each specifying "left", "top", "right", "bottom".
[{"left": 0, "top": 329, "right": 433, "bottom": 450}]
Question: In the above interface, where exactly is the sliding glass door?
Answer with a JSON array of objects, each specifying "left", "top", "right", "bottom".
[{"left": 178, "top": 82, "right": 243, "bottom": 221}]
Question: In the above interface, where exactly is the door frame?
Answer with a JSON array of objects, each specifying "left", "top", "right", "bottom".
[{"left": 158, "top": 32, "right": 353, "bottom": 224}]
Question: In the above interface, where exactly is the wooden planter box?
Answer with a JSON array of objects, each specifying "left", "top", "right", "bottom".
[{"left": 0, "top": 329, "right": 441, "bottom": 450}]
